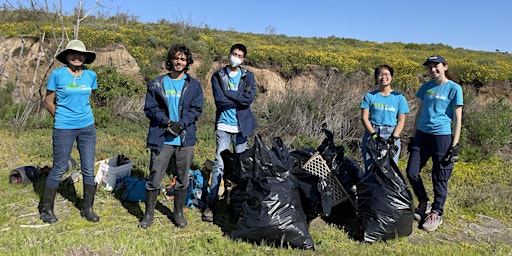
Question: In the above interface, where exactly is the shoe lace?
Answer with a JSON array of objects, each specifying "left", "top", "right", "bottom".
[{"left": 425, "top": 212, "right": 439, "bottom": 223}]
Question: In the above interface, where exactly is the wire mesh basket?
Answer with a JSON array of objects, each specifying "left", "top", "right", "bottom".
[{"left": 301, "top": 152, "right": 354, "bottom": 207}]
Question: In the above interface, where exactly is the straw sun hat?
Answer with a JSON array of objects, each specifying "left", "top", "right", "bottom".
[{"left": 56, "top": 39, "right": 96, "bottom": 65}]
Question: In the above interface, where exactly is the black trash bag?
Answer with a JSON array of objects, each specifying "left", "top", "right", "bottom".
[
  {"left": 230, "top": 135, "right": 314, "bottom": 250},
  {"left": 9, "top": 166, "right": 39, "bottom": 184},
  {"left": 322, "top": 157, "right": 363, "bottom": 227},
  {"left": 288, "top": 149, "right": 323, "bottom": 222},
  {"left": 357, "top": 137, "right": 414, "bottom": 243},
  {"left": 290, "top": 129, "right": 361, "bottom": 221}
]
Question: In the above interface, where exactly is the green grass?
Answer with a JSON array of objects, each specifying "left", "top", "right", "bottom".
[{"left": 0, "top": 126, "right": 511, "bottom": 255}]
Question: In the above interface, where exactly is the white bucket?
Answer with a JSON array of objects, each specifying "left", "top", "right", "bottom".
[{"left": 94, "top": 156, "right": 133, "bottom": 191}]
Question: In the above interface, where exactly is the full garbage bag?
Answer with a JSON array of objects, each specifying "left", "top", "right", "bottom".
[
  {"left": 357, "top": 137, "right": 414, "bottom": 242},
  {"left": 290, "top": 129, "right": 362, "bottom": 222},
  {"left": 227, "top": 135, "right": 314, "bottom": 250}
]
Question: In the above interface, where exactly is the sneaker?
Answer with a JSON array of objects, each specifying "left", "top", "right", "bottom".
[
  {"left": 414, "top": 201, "right": 432, "bottom": 220},
  {"left": 202, "top": 207, "right": 213, "bottom": 222},
  {"left": 422, "top": 212, "right": 443, "bottom": 232}
]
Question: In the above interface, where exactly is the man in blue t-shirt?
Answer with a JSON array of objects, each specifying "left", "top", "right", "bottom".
[{"left": 141, "top": 44, "right": 204, "bottom": 229}]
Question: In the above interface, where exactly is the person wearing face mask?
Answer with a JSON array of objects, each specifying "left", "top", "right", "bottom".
[
  {"left": 406, "top": 55, "right": 463, "bottom": 232},
  {"left": 203, "top": 44, "right": 258, "bottom": 222},
  {"left": 360, "top": 64, "right": 409, "bottom": 172}
]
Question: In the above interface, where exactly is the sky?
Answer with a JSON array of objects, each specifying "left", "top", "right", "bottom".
[{"left": 7, "top": 0, "right": 512, "bottom": 53}]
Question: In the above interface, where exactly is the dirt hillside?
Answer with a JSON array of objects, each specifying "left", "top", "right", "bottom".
[{"left": 2, "top": 38, "right": 511, "bottom": 104}]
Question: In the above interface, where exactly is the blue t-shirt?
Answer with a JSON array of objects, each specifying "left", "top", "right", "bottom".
[
  {"left": 218, "top": 68, "right": 241, "bottom": 129},
  {"left": 416, "top": 80, "right": 464, "bottom": 135},
  {"left": 46, "top": 66, "right": 97, "bottom": 129},
  {"left": 360, "top": 90, "right": 409, "bottom": 126},
  {"left": 164, "top": 74, "right": 186, "bottom": 145}
]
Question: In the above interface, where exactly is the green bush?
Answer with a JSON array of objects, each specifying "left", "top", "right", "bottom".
[
  {"left": 91, "top": 66, "right": 144, "bottom": 107},
  {"left": 460, "top": 99, "right": 512, "bottom": 161}
]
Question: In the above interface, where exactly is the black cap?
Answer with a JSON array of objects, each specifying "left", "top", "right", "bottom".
[{"left": 423, "top": 55, "right": 447, "bottom": 66}]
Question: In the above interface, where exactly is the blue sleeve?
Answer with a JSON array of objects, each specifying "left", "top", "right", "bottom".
[
  {"left": 398, "top": 94, "right": 410, "bottom": 114},
  {"left": 360, "top": 93, "right": 370, "bottom": 109},
  {"left": 211, "top": 72, "right": 237, "bottom": 110},
  {"left": 224, "top": 71, "right": 257, "bottom": 107},
  {"left": 144, "top": 81, "right": 169, "bottom": 126}
]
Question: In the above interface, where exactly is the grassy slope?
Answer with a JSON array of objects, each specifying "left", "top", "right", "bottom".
[{"left": 0, "top": 121, "right": 511, "bottom": 256}]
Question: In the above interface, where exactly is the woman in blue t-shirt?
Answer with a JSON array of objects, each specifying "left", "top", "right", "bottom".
[
  {"left": 406, "top": 55, "right": 463, "bottom": 232},
  {"left": 39, "top": 40, "right": 99, "bottom": 224},
  {"left": 360, "top": 64, "right": 409, "bottom": 171}
]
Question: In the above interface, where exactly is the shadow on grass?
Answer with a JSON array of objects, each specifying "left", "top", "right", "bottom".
[{"left": 32, "top": 173, "right": 83, "bottom": 212}]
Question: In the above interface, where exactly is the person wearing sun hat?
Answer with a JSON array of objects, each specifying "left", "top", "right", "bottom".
[
  {"left": 40, "top": 39, "right": 100, "bottom": 224},
  {"left": 405, "top": 55, "right": 463, "bottom": 232}
]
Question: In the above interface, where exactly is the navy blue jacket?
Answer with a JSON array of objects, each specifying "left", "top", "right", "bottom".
[
  {"left": 211, "top": 66, "right": 257, "bottom": 137},
  {"left": 144, "top": 74, "right": 204, "bottom": 151}
]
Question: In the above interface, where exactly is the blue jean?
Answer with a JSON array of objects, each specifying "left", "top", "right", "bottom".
[
  {"left": 46, "top": 124, "right": 96, "bottom": 188},
  {"left": 147, "top": 145, "right": 194, "bottom": 191},
  {"left": 207, "top": 130, "right": 247, "bottom": 202},
  {"left": 405, "top": 130, "right": 453, "bottom": 215},
  {"left": 361, "top": 125, "right": 401, "bottom": 172}
]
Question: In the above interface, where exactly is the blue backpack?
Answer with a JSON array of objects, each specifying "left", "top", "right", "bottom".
[
  {"left": 121, "top": 176, "right": 146, "bottom": 202},
  {"left": 185, "top": 169, "right": 208, "bottom": 209}
]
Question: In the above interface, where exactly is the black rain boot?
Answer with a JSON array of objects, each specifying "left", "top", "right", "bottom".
[
  {"left": 139, "top": 189, "right": 159, "bottom": 229},
  {"left": 174, "top": 188, "right": 188, "bottom": 228},
  {"left": 39, "top": 186, "right": 59, "bottom": 224},
  {"left": 80, "top": 184, "right": 100, "bottom": 222}
]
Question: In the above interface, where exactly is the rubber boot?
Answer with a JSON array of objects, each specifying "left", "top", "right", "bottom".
[
  {"left": 174, "top": 188, "right": 188, "bottom": 228},
  {"left": 202, "top": 199, "right": 215, "bottom": 222},
  {"left": 139, "top": 189, "right": 159, "bottom": 229},
  {"left": 39, "top": 186, "right": 59, "bottom": 224},
  {"left": 80, "top": 184, "right": 100, "bottom": 222}
]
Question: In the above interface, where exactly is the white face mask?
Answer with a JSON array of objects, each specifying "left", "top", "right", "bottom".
[{"left": 229, "top": 55, "right": 243, "bottom": 68}]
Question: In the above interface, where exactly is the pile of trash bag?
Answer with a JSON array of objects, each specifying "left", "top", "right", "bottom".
[
  {"left": 221, "top": 129, "right": 414, "bottom": 247},
  {"left": 224, "top": 135, "right": 315, "bottom": 250},
  {"left": 357, "top": 137, "right": 414, "bottom": 242}
]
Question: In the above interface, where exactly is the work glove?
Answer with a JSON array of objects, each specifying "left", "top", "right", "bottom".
[
  {"left": 442, "top": 143, "right": 459, "bottom": 166},
  {"left": 387, "top": 135, "right": 399, "bottom": 157},
  {"left": 370, "top": 133, "right": 386, "bottom": 145},
  {"left": 166, "top": 121, "right": 182, "bottom": 137}
]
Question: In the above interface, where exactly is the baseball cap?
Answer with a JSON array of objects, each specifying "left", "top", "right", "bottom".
[{"left": 423, "top": 55, "right": 447, "bottom": 66}]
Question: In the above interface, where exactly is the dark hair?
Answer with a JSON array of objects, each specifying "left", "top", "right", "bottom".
[
  {"left": 165, "top": 44, "right": 194, "bottom": 72},
  {"left": 374, "top": 64, "right": 394, "bottom": 85},
  {"left": 230, "top": 43, "right": 247, "bottom": 57}
]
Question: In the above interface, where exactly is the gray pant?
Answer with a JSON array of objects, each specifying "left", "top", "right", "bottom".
[{"left": 147, "top": 144, "right": 194, "bottom": 191}]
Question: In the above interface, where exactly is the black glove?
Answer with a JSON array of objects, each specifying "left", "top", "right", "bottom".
[
  {"left": 166, "top": 121, "right": 182, "bottom": 137},
  {"left": 388, "top": 135, "right": 399, "bottom": 146},
  {"left": 442, "top": 143, "right": 459, "bottom": 166},
  {"left": 387, "top": 135, "right": 399, "bottom": 157}
]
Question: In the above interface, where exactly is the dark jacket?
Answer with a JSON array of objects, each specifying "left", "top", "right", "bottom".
[
  {"left": 211, "top": 66, "right": 257, "bottom": 137},
  {"left": 144, "top": 74, "right": 204, "bottom": 151}
]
